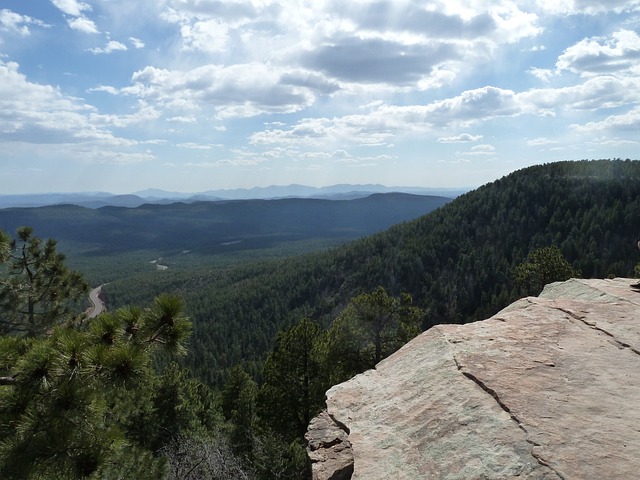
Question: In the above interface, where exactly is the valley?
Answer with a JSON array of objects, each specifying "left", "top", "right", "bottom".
[{"left": 0, "top": 192, "right": 451, "bottom": 286}]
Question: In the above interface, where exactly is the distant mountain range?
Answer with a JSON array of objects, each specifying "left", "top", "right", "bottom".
[{"left": 0, "top": 185, "right": 467, "bottom": 209}]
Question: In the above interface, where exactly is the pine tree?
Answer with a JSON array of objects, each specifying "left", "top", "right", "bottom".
[
  {"left": 0, "top": 227, "right": 88, "bottom": 336},
  {"left": 0, "top": 294, "right": 192, "bottom": 479},
  {"left": 322, "top": 287, "right": 424, "bottom": 383},
  {"left": 514, "top": 245, "right": 581, "bottom": 295},
  {"left": 260, "top": 318, "right": 326, "bottom": 440}
]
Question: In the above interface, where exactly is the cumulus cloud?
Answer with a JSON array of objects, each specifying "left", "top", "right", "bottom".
[
  {"left": 0, "top": 9, "right": 48, "bottom": 36},
  {"left": 70, "top": 147, "right": 155, "bottom": 164},
  {"left": 438, "top": 133, "right": 483, "bottom": 143},
  {"left": 89, "top": 40, "right": 128, "bottom": 54},
  {"left": 50, "top": 0, "right": 98, "bottom": 34},
  {"left": 167, "top": 115, "right": 197, "bottom": 123},
  {"left": 303, "top": 36, "right": 459, "bottom": 85},
  {"left": 535, "top": 0, "right": 640, "bottom": 15},
  {"left": 366, "top": 7, "right": 496, "bottom": 39},
  {"left": 179, "top": 19, "right": 230, "bottom": 53},
  {"left": 123, "top": 63, "right": 337, "bottom": 118},
  {"left": 160, "top": 1, "right": 267, "bottom": 56},
  {"left": 161, "top": 1, "right": 260, "bottom": 24},
  {"left": 88, "top": 85, "right": 119, "bottom": 95},
  {"left": 528, "top": 67, "right": 554, "bottom": 82},
  {"left": 89, "top": 103, "right": 160, "bottom": 128},
  {"left": 67, "top": 15, "right": 99, "bottom": 33},
  {"left": 521, "top": 76, "right": 640, "bottom": 111},
  {"left": 416, "top": 86, "right": 527, "bottom": 124},
  {"left": 129, "top": 37, "right": 145, "bottom": 48},
  {"left": 527, "top": 137, "right": 558, "bottom": 146},
  {"left": 50, "top": 0, "right": 91, "bottom": 17},
  {"left": 457, "top": 144, "right": 496, "bottom": 157},
  {"left": 156, "top": 0, "right": 544, "bottom": 92},
  {"left": 250, "top": 64, "right": 640, "bottom": 150},
  {"left": 557, "top": 29, "right": 640, "bottom": 76},
  {"left": 251, "top": 86, "right": 529, "bottom": 147},
  {"left": 177, "top": 142, "right": 218, "bottom": 150},
  {"left": 0, "top": 60, "right": 150, "bottom": 163},
  {"left": 572, "top": 105, "right": 640, "bottom": 133},
  {"left": 280, "top": 71, "right": 341, "bottom": 95},
  {"left": 0, "top": 60, "right": 95, "bottom": 144}
]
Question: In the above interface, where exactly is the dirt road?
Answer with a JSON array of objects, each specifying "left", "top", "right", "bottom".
[{"left": 88, "top": 285, "right": 106, "bottom": 318}]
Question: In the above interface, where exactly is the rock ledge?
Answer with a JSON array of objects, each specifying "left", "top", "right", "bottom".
[{"left": 307, "top": 278, "right": 640, "bottom": 479}]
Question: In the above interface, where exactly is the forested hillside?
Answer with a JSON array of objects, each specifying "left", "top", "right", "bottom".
[{"left": 104, "top": 159, "right": 640, "bottom": 386}]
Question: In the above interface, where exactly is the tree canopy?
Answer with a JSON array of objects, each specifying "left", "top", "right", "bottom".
[
  {"left": 514, "top": 245, "right": 581, "bottom": 295},
  {"left": 0, "top": 294, "right": 193, "bottom": 479}
]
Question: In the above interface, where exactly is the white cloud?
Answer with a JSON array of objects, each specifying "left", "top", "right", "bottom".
[
  {"left": 302, "top": 36, "right": 460, "bottom": 86},
  {"left": 68, "top": 147, "right": 156, "bottom": 164},
  {"left": 528, "top": 67, "right": 554, "bottom": 82},
  {"left": 0, "top": 60, "right": 150, "bottom": 164},
  {"left": 251, "top": 86, "right": 527, "bottom": 147},
  {"left": 557, "top": 29, "right": 640, "bottom": 76},
  {"left": 572, "top": 105, "right": 640, "bottom": 133},
  {"left": 461, "top": 144, "right": 496, "bottom": 156},
  {"left": 89, "top": 40, "right": 128, "bottom": 54},
  {"left": 68, "top": 16, "right": 99, "bottom": 34},
  {"left": 0, "top": 9, "right": 48, "bottom": 36},
  {"left": 250, "top": 67, "right": 640, "bottom": 150},
  {"left": 123, "top": 63, "right": 335, "bottom": 118},
  {"left": 298, "top": 149, "right": 352, "bottom": 160},
  {"left": 406, "top": 86, "right": 527, "bottom": 124},
  {"left": 438, "top": 133, "right": 483, "bottom": 143},
  {"left": 180, "top": 20, "right": 229, "bottom": 53},
  {"left": 167, "top": 116, "right": 197, "bottom": 123},
  {"left": 89, "top": 103, "right": 160, "bottom": 128},
  {"left": 50, "top": 0, "right": 98, "bottom": 34},
  {"left": 535, "top": 0, "right": 640, "bottom": 15},
  {"left": 0, "top": 60, "right": 96, "bottom": 143},
  {"left": 50, "top": 0, "right": 91, "bottom": 17},
  {"left": 177, "top": 142, "right": 215, "bottom": 150},
  {"left": 155, "top": 0, "right": 545, "bottom": 92},
  {"left": 87, "top": 85, "right": 119, "bottom": 95},
  {"left": 527, "top": 137, "right": 558, "bottom": 146},
  {"left": 521, "top": 76, "right": 640, "bottom": 111},
  {"left": 129, "top": 37, "right": 145, "bottom": 49}
]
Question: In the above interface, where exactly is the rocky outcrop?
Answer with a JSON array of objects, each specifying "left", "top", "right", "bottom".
[
  {"left": 305, "top": 411, "right": 354, "bottom": 480},
  {"left": 307, "top": 278, "right": 640, "bottom": 479}
]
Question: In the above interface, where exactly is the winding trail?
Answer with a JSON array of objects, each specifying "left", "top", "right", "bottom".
[{"left": 87, "top": 284, "right": 106, "bottom": 318}]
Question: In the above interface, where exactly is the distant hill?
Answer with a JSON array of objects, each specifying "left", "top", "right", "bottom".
[
  {"left": 0, "top": 185, "right": 467, "bottom": 209},
  {"left": 0, "top": 193, "right": 451, "bottom": 256}
]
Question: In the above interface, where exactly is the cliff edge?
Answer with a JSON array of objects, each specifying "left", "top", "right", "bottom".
[{"left": 306, "top": 278, "right": 640, "bottom": 479}]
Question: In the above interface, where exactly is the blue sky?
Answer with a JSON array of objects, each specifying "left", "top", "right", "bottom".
[{"left": 1, "top": 1, "right": 639, "bottom": 194}]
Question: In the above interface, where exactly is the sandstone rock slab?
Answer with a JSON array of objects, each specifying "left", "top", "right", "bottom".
[{"left": 311, "top": 278, "right": 640, "bottom": 479}]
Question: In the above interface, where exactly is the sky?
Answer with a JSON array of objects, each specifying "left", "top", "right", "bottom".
[{"left": 1, "top": 1, "right": 639, "bottom": 194}]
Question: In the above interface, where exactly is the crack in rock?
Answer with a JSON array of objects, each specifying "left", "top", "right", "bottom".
[
  {"left": 328, "top": 412, "right": 351, "bottom": 436},
  {"left": 556, "top": 306, "right": 640, "bottom": 356},
  {"left": 452, "top": 354, "right": 567, "bottom": 480}
]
